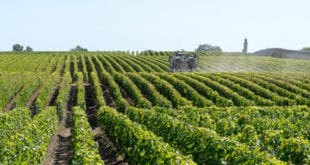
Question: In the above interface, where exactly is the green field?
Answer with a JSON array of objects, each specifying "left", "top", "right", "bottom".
[{"left": 0, "top": 52, "right": 309, "bottom": 164}]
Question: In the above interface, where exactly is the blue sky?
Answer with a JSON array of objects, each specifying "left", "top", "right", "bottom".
[{"left": 1, "top": 0, "right": 309, "bottom": 52}]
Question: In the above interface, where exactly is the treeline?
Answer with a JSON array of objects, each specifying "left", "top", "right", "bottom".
[{"left": 11, "top": 44, "right": 88, "bottom": 52}]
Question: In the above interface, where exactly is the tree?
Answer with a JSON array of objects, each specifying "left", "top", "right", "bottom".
[
  {"left": 70, "top": 45, "right": 88, "bottom": 51},
  {"left": 12, "top": 44, "right": 24, "bottom": 52},
  {"left": 196, "top": 44, "right": 222, "bottom": 52},
  {"left": 26, "top": 46, "right": 33, "bottom": 52}
]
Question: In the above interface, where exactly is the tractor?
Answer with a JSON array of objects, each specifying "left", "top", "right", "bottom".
[{"left": 169, "top": 52, "right": 198, "bottom": 72}]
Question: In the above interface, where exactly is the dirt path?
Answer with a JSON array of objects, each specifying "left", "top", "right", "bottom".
[
  {"left": 44, "top": 85, "right": 76, "bottom": 165},
  {"left": 119, "top": 87, "right": 135, "bottom": 106},
  {"left": 101, "top": 84, "right": 117, "bottom": 108},
  {"left": 26, "top": 87, "right": 41, "bottom": 117},
  {"left": 3, "top": 86, "right": 23, "bottom": 112},
  {"left": 85, "top": 83, "right": 98, "bottom": 128},
  {"left": 85, "top": 80, "right": 128, "bottom": 164},
  {"left": 93, "top": 128, "right": 128, "bottom": 165},
  {"left": 51, "top": 63, "right": 57, "bottom": 73},
  {"left": 47, "top": 85, "right": 60, "bottom": 107},
  {"left": 70, "top": 58, "right": 75, "bottom": 80},
  {"left": 60, "top": 61, "right": 66, "bottom": 77}
]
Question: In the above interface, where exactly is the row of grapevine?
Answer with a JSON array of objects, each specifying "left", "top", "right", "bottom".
[
  {"left": 56, "top": 72, "right": 72, "bottom": 120},
  {"left": 87, "top": 57, "right": 190, "bottom": 110},
  {"left": 126, "top": 73, "right": 172, "bottom": 108},
  {"left": 219, "top": 73, "right": 296, "bottom": 106},
  {"left": 207, "top": 74, "right": 274, "bottom": 106},
  {"left": 76, "top": 72, "right": 86, "bottom": 109},
  {"left": 272, "top": 74, "right": 310, "bottom": 92},
  {"left": 0, "top": 108, "right": 32, "bottom": 162},
  {"left": 127, "top": 56, "right": 156, "bottom": 72},
  {"left": 138, "top": 50, "right": 171, "bottom": 56},
  {"left": 0, "top": 73, "right": 24, "bottom": 110},
  {"left": 254, "top": 73, "right": 310, "bottom": 99},
  {"left": 125, "top": 107, "right": 285, "bottom": 164},
  {"left": 98, "top": 106, "right": 196, "bottom": 164},
  {"left": 0, "top": 73, "right": 47, "bottom": 110},
  {"left": 132, "top": 56, "right": 165, "bottom": 72},
  {"left": 174, "top": 74, "right": 234, "bottom": 106},
  {"left": 85, "top": 54, "right": 107, "bottom": 107},
  {"left": 10, "top": 74, "right": 47, "bottom": 109},
  {"left": 79, "top": 55, "right": 89, "bottom": 82},
  {"left": 35, "top": 73, "right": 61, "bottom": 112},
  {"left": 0, "top": 52, "right": 168, "bottom": 73},
  {"left": 92, "top": 58, "right": 129, "bottom": 112},
  {"left": 103, "top": 55, "right": 126, "bottom": 73},
  {"left": 46, "top": 54, "right": 65, "bottom": 73},
  {"left": 244, "top": 74, "right": 309, "bottom": 105},
  {"left": 117, "top": 55, "right": 144, "bottom": 72},
  {"left": 1, "top": 52, "right": 310, "bottom": 73},
  {"left": 1, "top": 72, "right": 62, "bottom": 114},
  {"left": 139, "top": 73, "right": 191, "bottom": 108},
  {"left": 71, "top": 55, "right": 79, "bottom": 80},
  {"left": 2, "top": 71, "right": 308, "bottom": 114},
  {"left": 154, "top": 106, "right": 310, "bottom": 164},
  {"left": 113, "top": 72, "right": 152, "bottom": 108},
  {"left": 189, "top": 74, "right": 253, "bottom": 106},
  {"left": 98, "top": 56, "right": 117, "bottom": 74},
  {"left": 35, "top": 55, "right": 55, "bottom": 72},
  {"left": 109, "top": 55, "right": 136, "bottom": 72},
  {"left": 89, "top": 72, "right": 106, "bottom": 107},
  {"left": 0, "top": 107, "right": 59, "bottom": 164},
  {"left": 64, "top": 69, "right": 104, "bottom": 164},
  {"left": 52, "top": 55, "right": 65, "bottom": 74},
  {"left": 1, "top": 55, "right": 46, "bottom": 72},
  {"left": 99, "top": 53, "right": 168, "bottom": 73},
  {"left": 63, "top": 55, "right": 71, "bottom": 74},
  {"left": 71, "top": 106, "right": 104, "bottom": 164},
  {"left": 156, "top": 73, "right": 213, "bottom": 107},
  {"left": 84, "top": 55, "right": 95, "bottom": 72},
  {"left": 139, "top": 55, "right": 169, "bottom": 70}
]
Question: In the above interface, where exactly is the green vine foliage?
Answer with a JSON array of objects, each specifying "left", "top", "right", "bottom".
[
  {"left": 71, "top": 107, "right": 104, "bottom": 164},
  {"left": 98, "top": 106, "right": 196, "bottom": 164}
]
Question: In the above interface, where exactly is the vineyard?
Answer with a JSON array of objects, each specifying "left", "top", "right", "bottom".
[{"left": 0, "top": 52, "right": 309, "bottom": 164}]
